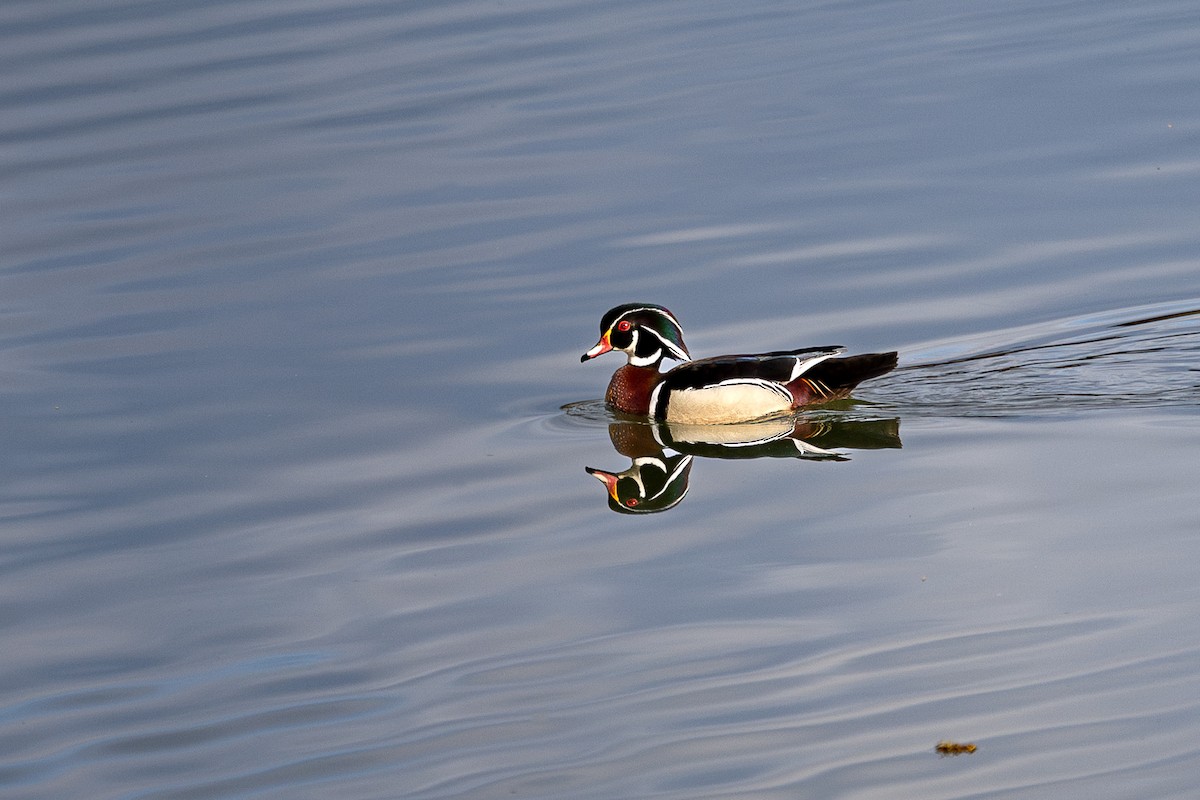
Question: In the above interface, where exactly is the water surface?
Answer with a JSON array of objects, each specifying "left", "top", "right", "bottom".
[{"left": 2, "top": 1, "right": 1199, "bottom": 798}]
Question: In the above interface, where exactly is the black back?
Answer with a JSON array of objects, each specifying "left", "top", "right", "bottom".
[{"left": 660, "top": 347, "right": 844, "bottom": 391}]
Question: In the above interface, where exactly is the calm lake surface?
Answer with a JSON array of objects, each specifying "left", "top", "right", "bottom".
[{"left": 3, "top": 1, "right": 1199, "bottom": 798}]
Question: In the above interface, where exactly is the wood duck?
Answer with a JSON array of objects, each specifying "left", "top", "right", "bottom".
[{"left": 581, "top": 303, "right": 898, "bottom": 424}]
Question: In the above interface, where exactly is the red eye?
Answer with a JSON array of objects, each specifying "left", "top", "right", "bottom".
[
  {"left": 617, "top": 320, "right": 632, "bottom": 332},
  {"left": 626, "top": 497, "right": 639, "bottom": 507}
]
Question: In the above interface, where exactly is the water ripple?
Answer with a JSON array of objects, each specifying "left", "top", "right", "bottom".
[
  {"left": 877, "top": 297, "right": 1200, "bottom": 415},
  {"left": 373, "top": 611, "right": 1200, "bottom": 799},
  {"left": 3, "top": 1, "right": 1200, "bottom": 799}
]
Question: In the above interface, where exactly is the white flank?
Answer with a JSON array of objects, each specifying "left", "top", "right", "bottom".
[{"left": 665, "top": 379, "right": 792, "bottom": 424}]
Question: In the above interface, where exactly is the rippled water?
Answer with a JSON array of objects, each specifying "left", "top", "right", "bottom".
[{"left": 2, "top": 1, "right": 1199, "bottom": 798}]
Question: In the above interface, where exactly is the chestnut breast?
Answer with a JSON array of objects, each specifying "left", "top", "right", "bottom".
[{"left": 605, "top": 365, "right": 661, "bottom": 416}]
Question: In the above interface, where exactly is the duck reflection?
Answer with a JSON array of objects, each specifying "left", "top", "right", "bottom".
[{"left": 587, "top": 416, "right": 901, "bottom": 514}]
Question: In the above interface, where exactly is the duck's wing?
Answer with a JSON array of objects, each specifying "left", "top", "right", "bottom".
[{"left": 662, "top": 346, "right": 845, "bottom": 389}]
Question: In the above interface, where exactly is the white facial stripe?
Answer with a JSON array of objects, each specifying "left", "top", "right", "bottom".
[
  {"left": 626, "top": 456, "right": 690, "bottom": 504},
  {"left": 617, "top": 306, "right": 680, "bottom": 328},
  {"left": 651, "top": 455, "right": 692, "bottom": 502},
  {"left": 641, "top": 326, "right": 689, "bottom": 361}
]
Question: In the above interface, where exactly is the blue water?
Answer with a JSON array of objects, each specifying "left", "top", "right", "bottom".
[{"left": 2, "top": 1, "right": 1199, "bottom": 798}]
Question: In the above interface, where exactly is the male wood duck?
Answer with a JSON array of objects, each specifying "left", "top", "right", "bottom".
[{"left": 581, "top": 303, "right": 898, "bottom": 424}]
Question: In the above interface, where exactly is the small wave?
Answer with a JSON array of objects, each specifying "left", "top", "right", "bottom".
[
  {"left": 872, "top": 298, "right": 1200, "bottom": 416},
  {"left": 559, "top": 399, "right": 611, "bottom": 424}
]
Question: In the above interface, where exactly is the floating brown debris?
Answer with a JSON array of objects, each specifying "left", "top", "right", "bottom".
[{"left": 935, "top": 740, "right": 977, "bottom": 756}]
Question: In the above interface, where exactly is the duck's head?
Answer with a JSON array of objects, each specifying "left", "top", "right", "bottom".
[
  {"left": 581, "top": 303, "right": 691, "bottom": 368},
  {"left": 585, "top": 454, "right": 693, "bottom": 514}
]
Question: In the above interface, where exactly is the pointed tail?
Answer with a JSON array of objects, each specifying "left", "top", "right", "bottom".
[
  {"left": 787, "top": 351, "right": 898, "bottom": 404},
  {"left": 809, "top": 351, "right": 898, "bottom": 390}
]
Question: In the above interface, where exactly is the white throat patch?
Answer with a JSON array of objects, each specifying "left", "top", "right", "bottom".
[{"left": 628, "top": 330, "right": 664, "bottom": 367}]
